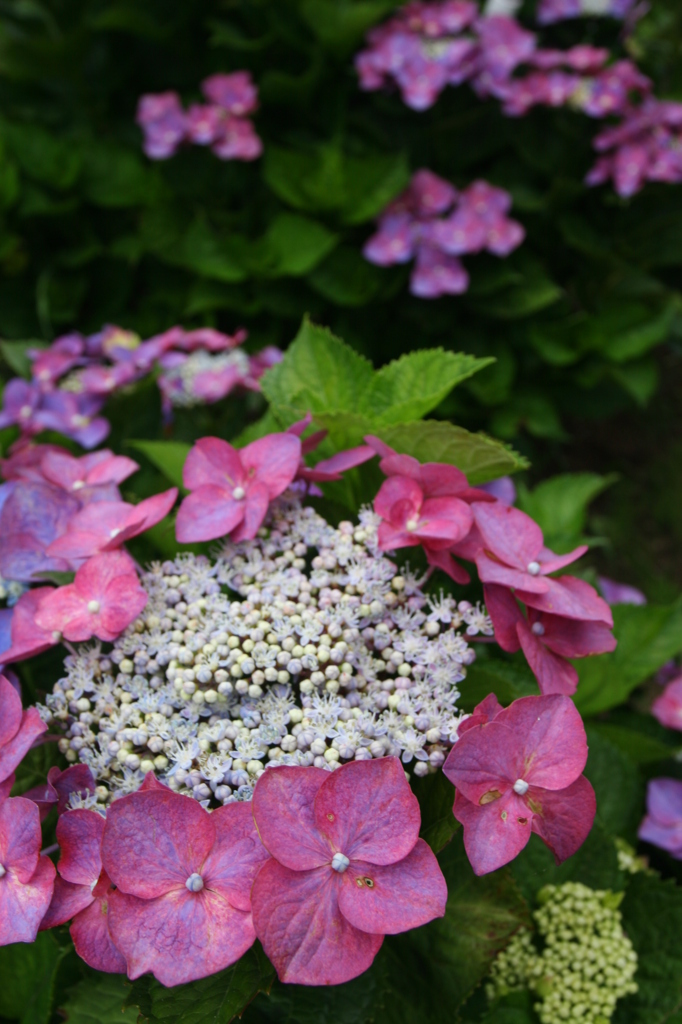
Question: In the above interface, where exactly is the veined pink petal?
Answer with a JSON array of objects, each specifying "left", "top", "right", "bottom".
[
  {"left": 454, "top": 790, "right": 532, "bottom": 875},
  {"left": 109, "top": 886, "right": 255, "bottom": 985},
  {"left": 102, "top": 790, "right": 215, "bottom": 899},
  {"left": 70, "top": 893, "right": 127, "bottom": 973},
  {"left": 314, "top": 758, "right": 420, "bottom": 866},
  {"left": 35, "top": 587, "right": 94, "bottom": 642},
  {"left": 495, "top": 694, "right": 588, "bottom": 788},
  {"left": 338, "top": 840, "right": 446, "bottom": 935},
  {"left": 56, "top": 809, "right": 104, "bottom": 886},
  {"left": 0, "top": 854, "right": 55, "bottom": 944},
  {"left": 200, "top": 803, "right": 270, "bottom": 912},
  {"left": 0, "top": 587, "right": 57, "bottom": 664},
  {"left": 175, "top": 486, "right": 245, "bottom": 543},
  {"left": 0, "top": 707, "right": 47, "bottom": 785},
  {"left": 425, "top": 546, "right": 471, "bottom": 585},
  {"left": 99, "top": 575, "right": 148, "bottom": 638},
  {"left": 518, "top": 576, "right": 613, "bottom": 626},
  {"left": 230, "top": 481, "right": 270, "bottom": 542},
  {"left": 183, "top": 437, "right": 245, "bottom": 490},
  {"left": 529, "top": 776, "right": 596, "bottom": 863},
  {"left": 0, "top": 796, "right": 42, "bottom": 883},
  {"left": 443, "top": 722, "right": 518, "bottom": 803},
  {"left": 0, "top": 674, "right": 22, "bottom": 747},
  {"left": 240, "top": 434, "right": 302, "bottom": 499},
  {"left": 472, "top": 501, "right": 543, "bottom": 570},
  {"left": 529, "top": 611, "right": 617, "bottom": 659},
  {"left": 40, "top": 875, "right": 93, "bottom": 929},
  {"left": 377, "top": 522, "right": 421, "bottom": 552},
  {"left": 252, "top": 766, "right": 330, "bottom": 870},
  {"left": 458, "top": 693, "right": 504, "bottom": 737},
  {"left": 475, "top": 551, "right": 550, "bottom": 594},
  {"left": 250, "top": 859, "right": 383, "bottom": 985},
  {"left": 538, "top": 545, "right": 588, "bottom": 575},
  {"left": 86, "top": 455, "right": 139, "bottom": 486},
  {"left": 374, "top": 476, "right": 422, "bottom": 521},
  {"left": 482, "top": 583, "right": 522, "bottom": 652},
  {"left": 516, "top": 620, "right": 578, "bottom": 696},
  {"left": 652, "top": 679, "right": 682, "bottom": 732}
]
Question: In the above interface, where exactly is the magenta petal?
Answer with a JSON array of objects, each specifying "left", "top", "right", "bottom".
[
  {"left": 40, "top": 875, "right": 93, "bottom": 929},
  {"left": 539, "top": 545, "right": 588, "bottom": 575},
  {"left": 496, "top": 694, "right": 588, "bottom": 788},
  {"left": 0, "top": 854, "right": 55, "bottom": 944},
  {"left": 252, "top": 766, "right": 330, "bottom": 870},
  {"left": 0, "top": 674, "right": 22, "bottom": 746},
  {"left": 251, "top": 859, "right": 383, "bottom": 985},
  {"left": 70, "top": 895, "right": 127, "bottom": 973},
  {"left": 482, "top": 583, "right": 522, "bottom": 653},
  {"left": 534, "top": 613, "right": 617, "bottom": 659},
  {"left": 108, "top": 887, "right": 256, "bottom": 985},
  {"left": 102, "top": 790, "right": 215, "bottom": 898},
  {"left": 241, "top": 434, "right": 302, "bottom": 498},
  {"left": 183, "top": 437, "right": 244, "bottom": 490},
  {"left": 201, "top": 803, "right": 270, "bottom": 912},
  {"left": 0, "top": 708, "right": 47, "bottom": 784},
  {"left": 454, "top": 790, "right": 532, "bottom": 876},
  {"left": 458, "top": 693, "right": 505, "bottom": 737},
  {"left": 374, "top": 476, "right": 422, "bottom": 521},
  {"left": 424, "top": 546, "right": 471, "bottom": 585},
  {"left": 338, "top": 840, "right": 446, "bottom": 935},
  {"left": 518, "top": 576, "right": 613, "bottom": 625},
  {"left": 314, "top": 758, "right": 420, "bottom": 866},
  {"left": 230, "top": 482, "right": 269, "bottom": 542},
  {"left": 56, "top": 809, "right": 104, "bottom": 886},
  {"left": 529, "top": 776, "right": 596, "bottom": 863},
  {"left": 443, "top": 722, "right": 517, "bottom": 804},
  {"left": 475, "top": 552, "right": 550, "bottom": 594},
  {"left": 472, "top": 502, "right": 543, "bottom": 570},
  {"left": 175, "top": 486, "right": 245, "bottom": 543},
  {"left": 516, "top": 620, "right": 578, "bottom": 696}
]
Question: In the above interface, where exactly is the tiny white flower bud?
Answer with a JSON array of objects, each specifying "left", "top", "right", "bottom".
[
  {"left": 513, "top": 778, "right": 529, "bottom": 795},
  {"left": 527, "top": 561, "right": 541, "bottom": 576},
  {"left": 331, "top": 852, "right": 350, "bottom": 873},
  {"left": 87, "top": 600, "right": 100, "bottom": 614},
  {"left": 185, "top": 873, "right": 204, "bottom": 892}
]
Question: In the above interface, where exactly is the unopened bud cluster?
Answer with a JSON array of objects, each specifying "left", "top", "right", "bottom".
[
  {"left": 42, "top": 495, "right": 489, "bottom": 806},
  {"left": 488, "top": 881, "right": 638, "bottom": 1023},
  {"left": 0, "top": 574, "right": 27, "bottom": 607},
  {"left": 161, "top": 348, "right": 251, "bottom": 407}
]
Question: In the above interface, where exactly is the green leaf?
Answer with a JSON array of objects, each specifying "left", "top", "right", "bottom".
[
  {"left": 600, "top": 301, "right": 676, "bottom": 363},
  {"left": 307, "top": 246, "right": 387, "bottom": 307},
  {"left": 128, "top": 440, "right": 190, "bottom": 489},
  {"left": 575, "top": 599, "right": 682, "bottom": 717},
  {"left": 260, "top": 316, "right": 374, "bottom": 417},
  {"left": 589, "top": 722, "right": 680, "bottom": 764},
  {"left": 459, "top": 658, "right": 539, "bottom": 712},
  {"left": 376, "top": 421, "right": 529, "bottom": 484},
  {"left": 611, "top": 357, "right": 660, "bottom": 407},
  {"left": 300, "top": 0, "right": 396, "bottom": 52},
  {"left": 4, "top": 122, "right": 82, "bottom": 190},
  {"left": 516, "top": 472, "right": 617, "bottom": 552},
  {"left": 126, "top": 945, "right": 275, "bottom": 1024},
  {"left": 469, "top": 255, "right": 561, "bottom": 319},
  {"left": 61, "top": 974, "right": 140, "bottom": 1024},
  {"left": 366, "top": 350, "right": 495, "bottom": 426},
  {"left": 178, "top": 217, "right": 247, "bottom": 283},
  {"left": 0, "top": 932, "right": 69, "bottom": 1024},
  {"left": 33, "top": 570, "right": 75, "bottom": 586},
  {"left": 510, "top": 824, "right": 624, "bottom": 905},
  {"left": 0, "top": 338, "right": 45, "bottom": 377},
  {"left": 258, "top": 213, "right": 338, "bottom": 277},
  {"left": 82, "top": 145, "right": 162, "bottom": 207},
  {"left": 616, "top": 873, "right": 682, "bottom": 1023},
  {"left": 583, "top": 727, "right": 643, "bottom": 838},
  {"left": 413, "top": 768, "right": 459, "bottom": 853}
]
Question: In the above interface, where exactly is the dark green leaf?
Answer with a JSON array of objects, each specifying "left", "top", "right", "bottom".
[
  {"left": 510, "top": 824, "right": 625, "bottom": 906},
  {"left": 589, "top": 722, "right": 680, "bottom": 764},
  {"left": 516, "top": 472, "right": 617, "bottom": 552},
  {"left": 32, "top": 570, "right": 75, "bottom": 586},
  {"left": 0, "top": 932, "right": 69, "bottom": 1024},
  {"left": 584, "top": 727, "right": 643, "bottom": 838},
  {"left": 459, "top": 658, "right": 539, "bottom": 712},
  {"left": 61, "top": 974, "right": 139, "bottom": 1024},
  {"left": 259, "top": 213, "right": 338, "bottom": 277},
  {"left": 413, "top": 768, "right": 458, "bottom": 853},
  {"left": 0, "top": 338, "right": 45, "bottom": 377},
  {"left": 128, "top": 440, "right": 190, "bottom": 489}
]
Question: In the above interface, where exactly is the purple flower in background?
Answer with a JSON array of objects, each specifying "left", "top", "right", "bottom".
[
  {"left": 202, "top": 72, "right": 259, "bottom": 116},
  {"left": 186, "top": 104, "right": 224, "bottom": 146},
  {"left": 136, "top": 92, "right": 187, "bottom": 160},
  {"left": 212, "top": 117, "right": 263, "bottom": 161},
  {"left": 0, "top": 481, "right": 80, "bottom": 582},
  {"left": 31, "top": 334, "right": 86, "bottom": 388},
  {"left": 598, "top": 575, "right": 647, "bottom": 606},
  {"left": 37, "top": 392, "right": 109, "bottom": 449},
  {"left": 537, "top": 0, "right": 638, "bottom": 25},
  {"left": 639, "top": 778, "right": 682, "bottom": 858},
  {"left": 480, "top": 475, "right": 516, "bottom": 505},
  {"left": 0, "top": 380, "right": 44, "bottom": 435},
  {"left": 586, "top": 98, "right": 682, "bottom": 196},
  {"left": 364, "top": 170, "right": 524, "bottom": 298}
]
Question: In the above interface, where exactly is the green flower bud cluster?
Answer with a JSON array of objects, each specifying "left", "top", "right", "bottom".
[
  {"left": 488, "top": 881, "right": 638, "bottom": 1023},
  {"left": 615, "top": 838, "right": 649, "bottom": 875}
]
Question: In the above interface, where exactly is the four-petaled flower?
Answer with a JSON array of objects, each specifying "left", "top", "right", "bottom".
[
  {"left": 101, "top": 781, "right": 270, "bottom": 985},
  {"left": 175, "top": 434, "right": 301, "bottom": 543},
  {"left": 250, "top": 757, "right": 447, "bottom": 985},
  {"left": 443, "top": 694, "right": 596, "bottom": 875}
]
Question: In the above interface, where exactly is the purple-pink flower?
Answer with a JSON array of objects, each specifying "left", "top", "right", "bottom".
[
  {"left": 101, "top": 784, "right": 269, "bottom": 985},
  {"left": 586, "top": 98, "right": 682, "bottom": 196},
  {"left": 176, "top": 434, "right": 301, "bottom": 543},
  {"left": 652, "top": 677, "right": 682, "bottom": 732},
  {"left": 250, "top": 758, "right": 447, "bottom": 985},
  {"left": 639, "top": 778, "right": 682, "bottom": 858},
  {"left": 444, "top": 694, "right": 596, "bottom": 874},
  {"left": 537, "top": 0, "right": 637, "bottom": 25},
  {"left": 0, "top": 796, "right": 56, "bottom": 945},
  {"left": 35, "top": 551, "right": 148, "bottom": 643},
  {"left": 0, "top": 673, "right": 47, "bottom": 789}
]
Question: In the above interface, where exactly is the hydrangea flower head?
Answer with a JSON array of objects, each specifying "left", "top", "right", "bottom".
[
  {"left": 444, "top": 693, "right": 596, "bottom": 874},
  {"left": 101, "top": 785, "right": 269, "bottom": 985},
  {"left": 250, "top": 757, "right": 447, "bottom": 984}
]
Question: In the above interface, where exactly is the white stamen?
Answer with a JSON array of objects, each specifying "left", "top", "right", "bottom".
[
  {"left": 109, "top": 528, "right": 121, "bottom": 538},
  {"left": 19, "top": 405, "right": 32, "bottom": 419},
  {"left": 87, "top": 600, "right": 101, "bottom": 614},
  {"left": 72, "top": 480, "right": 85, "bottom": 490},
  {"left": 232, "top": 487, "right": 246, "bottom": 500},
  {"left": 405, "top": 517, "right": 419, "bottom": 532},
  {"left": 185, "top": 873, "right": 204, "bottom": 892},
  {"left": 331, "top": 852, "right": 350, "bottom": 873},
  {"left": 0, "top": 864, "right": 6, "bottom": 878},
  {"left": 513, "top": 779, "right": 529, "bottom": 795},
  {"left": 51, "top": 631, "right": 62, "bottom": 642},
  {"left": 531, "top": 622, "right": 545, "bottom": 636},
  {"left": 527, "top": 561, "right": 541, "bottom": 576}
]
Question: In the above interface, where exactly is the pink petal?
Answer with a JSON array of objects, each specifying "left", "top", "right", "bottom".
[
  {"left": 40, "top": 875, "right": 93, "bottom": 929},
  {"left": 425, "top": 546, "right": 471, "bottom": 584},
  {"left": 139, "top": 772, "right": 168, "bottom": 792},
  {"left": 338, "top": 839, "right": 446, "bottom": 935},
  {"left": 454, "top": 790, "right": 532, "bottom": 875},
  {"left": 0, "top": 587, "right": 57, "bottom": 664},
  {"left": 201, "top": 803, "right": 270, "bottom": 912},
  {"left": 377, "top": 522, "right": 421, "bottom": 552},
  {"left": 0, "top": 673, "right": 22, "bottom": 747},
  {"left": 230, "top": 482, "right": 270, "bottom": 543},
  {"left": 458, "top": 693, "right": 504, "bottom": 737},
  {"left": 518, "top": 576, "right": 613, "bottom": 626},
  {"left": 538, "top": 545, "right": 588, "bottom": 575},
  {"left": 73, "top": 550, "right": 137, "bottom": 595},
  {"left": 418, "top": 497, "right": 473, "bottom": 543},
  {"left": 0, "top": 797, "right": 43, "bottom": 883},
  {"left": 115, "top": 488, "right": 177, "bottom": 541},
  {"left": 482, "top": 583, "right": 522, "bottom": 652},
  {"left": 99, "top": 575, "right": 148, "bottom": 638},
  {"left": 516, "top": 620, "right": 579, "bottom": 696},
  {"left": 364, "top": 435, "right": 395, "bottom": 459},
  {"left": 175, "top": 486, "right": 244, "bottom": 543},
  {"left": 240, "top": 434, "right": 302, "bottom": 499},
  {"left": 496, "top": 694, "right": 588, "bottom": 788},
  {"left": 652, "top": 680, "right": 682, "bottom": 731},
  {"left": 102, "top": 789, "right": 215, "bottom": 899},
  {"left": 86, "top": 455, "right": 139, "bottom": 486},
  {"left": 108, "top": 887, "right": 256, "bottom": 985},
  {"left": 252, "top": 766, "right": 330, "bottom": 870},
  {"left": 475, "top": 551, "right": 550, "bottom": 594},
  {"left": 531, "top": 612, "right": 617, "bottom": 659},
  {"left": 35, "top": 586, "right": 96, "bottom": 643},
  {"left": 314, "top": 758, "right": 421, "bottom": 866},
  {"left": 250, "top": 859, "right": 383, "bottom": 985},
  {"left": 0, "top": 854, "right": 55, "bottom": 944},
  {"left": 419, "top": 463, "right": 470, "bottom": 497},
  {"left": 0, "top": 708, "right": 47, "bottom": 785},
  {"left": 301, "top": 446, "right": 375, "bottom": 482},
  {"left": 183, "top": 437, "right": 245, "bottom": 490},
  {"left": 56, "top": 809, "right": 104, "bottom": 886},
  {"left": 472, "top": 501, "right": 543, "bottom": 570},
  {"left": 529, "top": 775, "right": 596, "bottom": 863},
  {"left": 0, "top": 776, "right": 14, "bottom": 801},
  {"left": 374, "top": 476, "right": 422, "bottom": 521},
  {"left": 70, "top": 893, "right": 127, "bottom": 973},
  {"left": 443, "top": 722, "right": 518, "bottom": 803}
]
